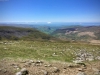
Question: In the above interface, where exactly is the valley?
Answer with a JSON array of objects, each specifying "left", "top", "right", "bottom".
[{"left": 0, "top": 25, "right": 100, "bottom": 75}]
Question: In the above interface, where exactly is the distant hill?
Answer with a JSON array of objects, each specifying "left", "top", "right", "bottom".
[
  {"left": 29, "top": 25, "right": 83, "bottom": 34},
  {"left": 31, "top": 25, "right": 61, "bottom": 34},
  {"left": 0, "top": 24, "right": 62, "bottom": 34},
  {"left": 51, "top": 26, "right": 100, "bottom": 43},
  {"left": 0, "top": 26, "right": 58, "bottom": 41}
]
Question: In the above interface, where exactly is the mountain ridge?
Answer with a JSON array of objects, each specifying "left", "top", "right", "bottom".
[
  {"left": 51, "top": 26, "right": 100, "bottom": 43},
  {"left": 0, "top": 26, "right": 58, "bottom": 41}
]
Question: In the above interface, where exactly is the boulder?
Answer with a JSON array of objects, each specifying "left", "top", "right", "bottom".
[
  {"left": 20, "top": 68, "right": 28, "bottom": 75},
  {"left": 15, "top": 68, "right": 29, "bottom": 75}
]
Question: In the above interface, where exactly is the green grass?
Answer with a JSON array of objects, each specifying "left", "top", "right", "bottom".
[{"left": 0, "top": 40, "right": 100, "bottom": 62}]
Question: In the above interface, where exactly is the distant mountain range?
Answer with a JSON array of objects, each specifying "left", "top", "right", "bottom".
[
  {"left": 51, "top": 26, "right": 100, "bottom": 43},
  {"left": 0, "top": 24, "right": 100, "bottom": 43}
]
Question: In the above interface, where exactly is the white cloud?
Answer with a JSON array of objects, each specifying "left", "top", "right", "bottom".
[{"left": 47, "top": 22, "right": 51, "bottom": 24}]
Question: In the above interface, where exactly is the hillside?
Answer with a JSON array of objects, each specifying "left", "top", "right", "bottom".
[
  {"left": 51, "top": 26, "right": 100, "bottom": 43},
  {"left": 0, "top": 40, "right": 100, "bottom": 75},
  {"left": 0, "top": 26, "right": 57, "bottom": 41},
  {"left": 29, "top": 25, "right": 56, "bottom": 34},
  {"left": 0, "top": 26, "right": 100, "bottom": 75}
]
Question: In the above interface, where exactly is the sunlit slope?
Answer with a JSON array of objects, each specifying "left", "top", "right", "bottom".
[
  {"left": 0, "top": 41, "right": 100, "bottom": 62},
  {"left": 51, "top": 26, "right": 100, "bottom": 42}
]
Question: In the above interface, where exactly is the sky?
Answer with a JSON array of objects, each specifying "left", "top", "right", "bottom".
[{"left": 0, "top": 0, "right": 100, "bottom": 23}]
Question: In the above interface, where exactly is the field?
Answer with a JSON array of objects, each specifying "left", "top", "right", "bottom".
[
  {"left": 0, "top": 40, "right": 100, "bottom": 75},
  {"left": 0, "top": 40, "right": 100, "bottom": 61}
]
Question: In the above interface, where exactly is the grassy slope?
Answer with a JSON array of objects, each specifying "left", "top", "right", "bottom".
[
  {"left": 0, "top": 26, "right": 100, "bottom": 62},
  {"left": 0, "top": 40, "right": 100, "bottom": 62}
]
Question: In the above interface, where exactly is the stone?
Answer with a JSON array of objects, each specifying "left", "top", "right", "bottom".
[
  {"left": 14, "top": 65, "right": 19, "bottom": 68},
  {"left": 24, "top": 62, "right": 31, "bottom": 67},
  {"left": 16, "top": 68, "right": 20, "bottom": 70},
  {"left": 95, "top": 56, "right": 100, "bottom": 60},
  {"left": 20, "top": 61, "right": 26, "bottom": 63},
  {"left": 29, "top": 60, "right": 34, "bottom": 63},
  {"left": 78, "top": 68, "right": 83, "bottom": 71},
  {"left": 68, "top": 64, "right": 74, "bottom": 68},
  {"left": 77, "top": 72, "right": 87, "bottom": 75},
  {"left": 16, "top": 72, "right": 22, "bottom": 75},
  {"left": 35, "top": 60, "right": 43, "bottom": 66},
  {"left": 86, "top": 56, "right": 94, "bottom": 61},
  {"left": 52, "top": 67, "right": 60, "bottom": 73},
  {"left": 36, "top": 60, "right": 43, "bottom": 64},
  {"left": 21, "top": 68, "right": 28, "bottom": 75},
  {"left": 16, "top": 68, "right": 29, "bottom": 75},
  {"left": 75, "top": 62, "right": 86, "bottom": 67},
  {"left": 94, "top": 71, "right": 100, "bottom": 75},
  {"left": 73, "top": 60, "right": 83, "bottom": 64},
  {"left": 41, "top": 70, "right": 48, "bottom": 75},
  {"left": 44, "top": 64, "right": 52, "bottom": 67}
]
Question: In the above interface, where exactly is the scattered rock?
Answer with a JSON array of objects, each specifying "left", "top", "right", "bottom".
[
  {"left": 41, "top": 70, "right": 48, "bottom": 75},
  {"left": 14, "top": 65, "right": 19, "bottom": 68},
  {"left": 78, "top": 68, "right": 84, "bottom": 72},
  {"left": 73, "top": 60, "right": 83, "bottom": 64},
  {"left": 20, "top": 61, "right": 26, "bottom": 63},
  {"left": 44, "top": 64, "right": 52, "bottom": 67},
  {"left": 16, "top": 68, "right": 29, "bottom": 75},
  {"left": 94, "top": 71, "right": 100, "bottom": 75},
  {"left": 86, "top": 56, "right": 94, "bottom": 61},
  {"left": 95, "top": 56, "right": 100, "bottom": 60},
  {"left": 68, "top": 64, "right": 74, "bottom": 68},
  {"left": 0, "top": 58, "right": 100, "bottom": 75},
  {"left": 77, "top": 72, "right": 87, "bottom": 75},
  {"left": 16, "top": 68, "right": 20, "bottom": 70},
  {"left": 35, "top": 60, "right": 43, "bottom": 64},
  {"left": 51, "top": 67, "right": 60, "bottom": 73},
  {"left": 21, "top": 68, "right": 28, "bottom": 75},
  {"left": 29, "top": 60, "right": 34, "bottom": 63},
  {"left": 77, "top": 62, "right": 86, "bottom": 67},
  {"left": 24, "top": 62, "right": 31, "bottom": 67},
  {"left": 78, "top": 68, "right": 83, "bottom": 71},
  {"left": 35, "top": 60, "right": 43, "bottom": 66},
  {"left": 68, "top": 63, "right": 80, "bottom": 68},
  {"left": 74, "top": 50, "right": 95, "bottom": 62},
  {"left": 10, "top": 63, "right": 20, "bottom": 70},
  {"left": 16, "top": 72, "right": 22, "bottom": 75}
]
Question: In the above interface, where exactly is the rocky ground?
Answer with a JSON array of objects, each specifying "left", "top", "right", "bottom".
[{"left": 0, "top": 58, "right": 100, "bottom": 75}]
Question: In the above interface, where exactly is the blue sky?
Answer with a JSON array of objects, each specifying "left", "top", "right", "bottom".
[{"left": 0, "top": 0, "right": 100, "bottom": 23}]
